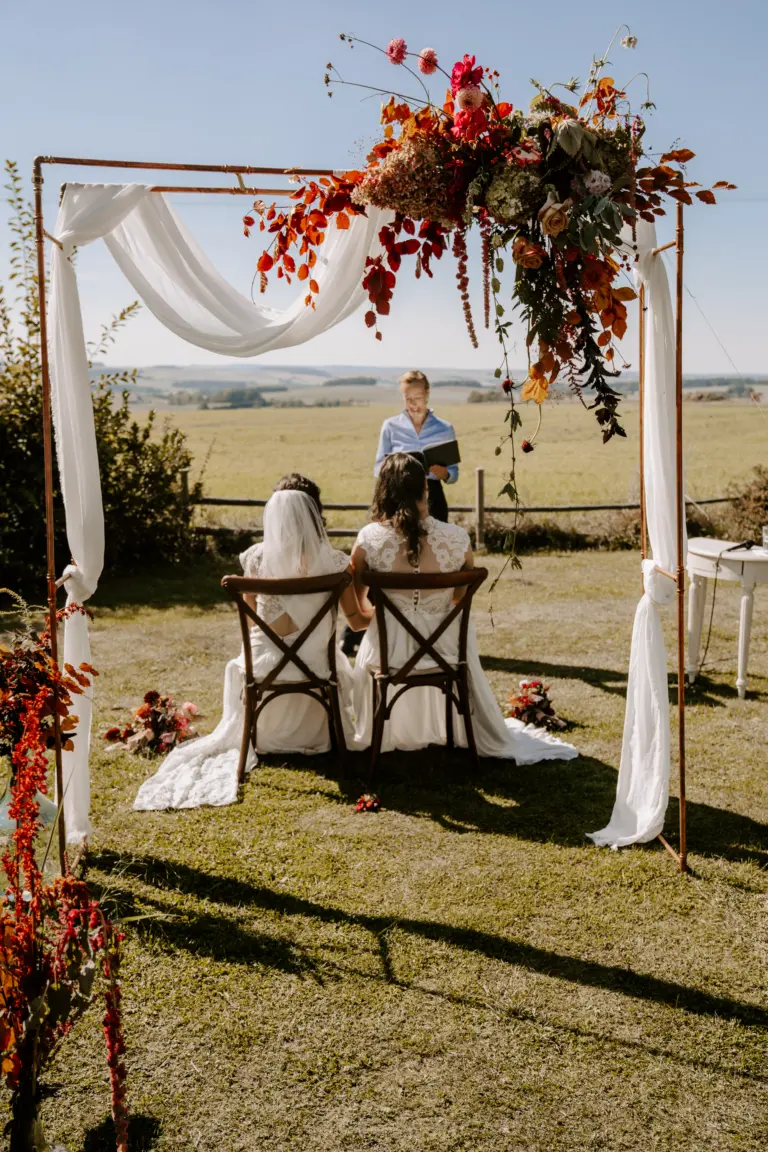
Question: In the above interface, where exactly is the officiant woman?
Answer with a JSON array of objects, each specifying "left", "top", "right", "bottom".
[{"left": 374, "top": 370, "right": 459, "bottom": 522}]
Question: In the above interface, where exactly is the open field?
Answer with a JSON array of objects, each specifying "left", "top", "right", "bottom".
[
  {"left": 30, "top": 551, "right": 768, "bottom": 1151},
  {"left": 139, "top": 400, "right": 767, "bottom": 532}
]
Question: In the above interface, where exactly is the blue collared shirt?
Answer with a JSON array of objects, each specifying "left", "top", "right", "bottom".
[{"left": 374, "top": 410, "right": 459, "bottom": 484}]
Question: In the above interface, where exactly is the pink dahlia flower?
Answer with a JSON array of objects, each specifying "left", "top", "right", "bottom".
[
  {"left": 182, "top": 701, "right": 198, "bottom": 715},
  {"left": 456, "top": 85, "right": 483, "bottom": 111},
  {"left": 418, "top": 47, "right": 438, "bottom": 74},
  {"left": 386, "top": 38, "right": 408, "bottom": 65}
]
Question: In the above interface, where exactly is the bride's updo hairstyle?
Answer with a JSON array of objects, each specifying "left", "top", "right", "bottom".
[
  {"left": 273, "top": 472, "right": 324, "bottom": 526},
  {"left": 371, "top": 452, "right": 428, "bottom": 568}
]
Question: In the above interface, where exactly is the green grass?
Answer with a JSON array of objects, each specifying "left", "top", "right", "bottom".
[
  {"left": 31, "top": 551, "right": 768, "bottom": 1151},
  {"left": 147, "top": 400, "right": 767, "bottom": 532}
]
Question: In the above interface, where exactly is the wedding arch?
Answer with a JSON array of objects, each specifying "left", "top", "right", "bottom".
[{"left": 31, "top": 153, "right": 690, "bottom": 875}]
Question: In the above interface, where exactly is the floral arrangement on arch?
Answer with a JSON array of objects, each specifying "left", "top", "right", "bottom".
[
  {"left": 507, "top": 679, "right": 568, "bottom": 732},
  {"left": 0, "top": 594, "right": 128, "bottom": 1151},
  {"left": 104, "top": 691, "right": 199, "bottom": 756},
  {"left": 245, "top": 26, "right": 732, "bottom": 506}
]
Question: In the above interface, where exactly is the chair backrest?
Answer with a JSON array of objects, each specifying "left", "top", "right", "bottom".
[
  {"left": 222, "top": 571, "right": 352, "bottom": 692},
  {"left": 365, "top": 568, "right": 488, "bottom": 682}
]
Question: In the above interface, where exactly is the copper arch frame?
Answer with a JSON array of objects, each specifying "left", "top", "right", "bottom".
[{"left": 31, "top": 156, "right": 689, "bottom": 875}]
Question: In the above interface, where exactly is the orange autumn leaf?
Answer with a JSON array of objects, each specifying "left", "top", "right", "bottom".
[
  {"left": 521, "top": 374, "right": 550, "bottom": 405},
  {"left": 612, "top": 286, "right": 637, "bottom": 302},
  {"left": 256, "top": 252, "right": 273, "bottom": 273},
  {"left": 297, "top": 264, "right": 309, "bottom": 281},
  {"left": 661, "top": 148, "right": 695, "bottom": 164},
  {"left": 309, "top": 279, "right": 320, "bottom": 294},
  {"left": 336, "top": 212, "right": 350, "bottom": 229}
]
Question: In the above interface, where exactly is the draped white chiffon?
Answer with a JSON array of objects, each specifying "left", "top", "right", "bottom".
[
  {"left": 587, "top": 221, "right": 685, "bottom": 848},
  {"left": 47, "top": 184, "right": 389, "bottom": 838}
]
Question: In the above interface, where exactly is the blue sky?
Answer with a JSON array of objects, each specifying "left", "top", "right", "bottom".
[{"left": 1, "top": 0, "right": 766, "bottom": 373}]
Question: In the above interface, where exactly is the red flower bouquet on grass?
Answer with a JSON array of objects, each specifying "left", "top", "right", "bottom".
[
  {"left": 104, "top": 691, "right": 198, "bottom": 756},
  {"left": 0, "top": 595, "right": 128, "bottom": 1151},
  {"left": 507, "top": 679, "right": 568, "bottom": 731}
]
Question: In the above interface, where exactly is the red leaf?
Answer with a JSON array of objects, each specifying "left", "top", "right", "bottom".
[
  {"left": 243, "top": 215, "right": 255, "bottom": 227},
  {"left": 297, "top": 263, "right": 309, "bottom": 281},
  {"left": 695, "top": 189, "right": 716, "bottom": 205},
  {"left": 309, "top": 279, "right": 319, "bottom": 294},
  {"left": 283, "top": 254, "right": 296, "bottom": 273},
  {"left": 335, "top": 212, "right": 350, "bottom": 229},
  {"left": 395, "top": 239, "right": 420, "bottom": 256},
  {"left": 375, "top": 331, "right": 383, "bottom": 341},
  {"left": 402, "top": 218, "right": 415, "bottom": 235},
  {"left": 257, "top": 252, "right": 273, "bottom": 273},
  {"left": 365, "top": 310, "right": 376, "bottom": 328}
]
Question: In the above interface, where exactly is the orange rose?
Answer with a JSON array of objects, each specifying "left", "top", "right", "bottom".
[
  {"left": 512, "top": 236, "right": 546, "bottom": 270},
  {"left": 538, "top": 193, "right": 572, "bottom": 237}
]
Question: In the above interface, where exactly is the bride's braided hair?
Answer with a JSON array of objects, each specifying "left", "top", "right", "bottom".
[{"left": 371, "top": 453, "right": 428, "bottom": 568}]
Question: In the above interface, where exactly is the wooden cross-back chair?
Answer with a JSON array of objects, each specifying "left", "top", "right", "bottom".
[
  {"left": 364, "top": 567, "right": 488, "bottom": 780},
  {"left": 222, "top": 571, "right": 352, "bottom": 784}
]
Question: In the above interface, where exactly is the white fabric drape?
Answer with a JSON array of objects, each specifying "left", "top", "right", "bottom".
[
  {"left": 588, "top": 221, "right": 685, "bottom": 848},
  {"left": 48, "top": 183, "right": 389, "bottom": 840}
]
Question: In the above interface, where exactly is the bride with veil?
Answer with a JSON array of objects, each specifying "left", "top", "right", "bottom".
[{"left": 134, "top": 476, "right": 370, "bottom": 811}]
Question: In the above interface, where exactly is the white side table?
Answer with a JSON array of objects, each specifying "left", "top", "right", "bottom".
[{"left": 687, "top": 537, "right": 768, "bottom": 698}]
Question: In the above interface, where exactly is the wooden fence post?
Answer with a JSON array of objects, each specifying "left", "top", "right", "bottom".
[
  {"left": 180, "top": 467, "right": 190, "bottom": 508},
  {"left": 475, "top": 467, "right": 485, "bottom": 548}
]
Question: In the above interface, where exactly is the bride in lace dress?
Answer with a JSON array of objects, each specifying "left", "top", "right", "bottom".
[
  {"left": 134, "top": 477, "right": 371, "bottom": 811},
  {"left": 351, "top": 453, "right": 578, "bottom": 763}
]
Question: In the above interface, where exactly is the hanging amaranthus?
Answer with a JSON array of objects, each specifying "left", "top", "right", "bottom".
[{"left": 452, "top": 226, "right": 478, "bottom": 348}]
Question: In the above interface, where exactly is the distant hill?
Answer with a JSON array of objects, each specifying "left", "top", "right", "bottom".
[{"left": 322, "top": 376, "right": 378, "bottom": 387}]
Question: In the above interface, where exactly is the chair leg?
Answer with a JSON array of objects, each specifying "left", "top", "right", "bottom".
[
  {"left": 445, "top": 680, "right": 455, "bottom": 750},
  {"left": 459, "top": 670, "right": 479, "bottom": 772},
  {"left": 238, "top": 691, "right": 255, "bottom": 787},
  {"left": 329, "top": 683, "right": 347, "bottom": 755},
  {"left": 368, "top": 679, "right": 387, "bottom": 788}
]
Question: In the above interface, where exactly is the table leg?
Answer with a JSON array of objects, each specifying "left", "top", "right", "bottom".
[
  {"left": 687, "top": 573, "right": 707, "bottom": 684},
  {"left": 736, "top": 581, "right": 755, "bottom": 700}
]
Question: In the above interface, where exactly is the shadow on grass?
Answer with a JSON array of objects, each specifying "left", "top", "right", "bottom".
[
  {"left": 87, "top": 848, "right": 768, "bottom": 1035},
  {"left": 481, "top": 654, "right": 628, "bottom": 696},
  {"left": 285, "top": 748, "right": 768, "bottom": 870},
  {"left": 83, "top": 1113, "right": 161, "bottom": 1151},
  {"left": 91, "top": 555, "right": 240, "bottom": 612},
  {"left": 481, "top": 656, "right": 768, "bottom": 708}
]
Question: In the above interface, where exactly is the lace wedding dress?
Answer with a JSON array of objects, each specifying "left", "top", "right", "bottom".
[
  {"left": 134, "top": 493, "right": 355, "bottom": 811},
  {"left": 352, "top": 517, "right": 578, "bottom": 763}
]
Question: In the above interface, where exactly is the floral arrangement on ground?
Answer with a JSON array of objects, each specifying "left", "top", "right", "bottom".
[
  {"left": 246, "top": 26, "right": 733, "bottom": 515},
  {"left": 104, "top": 691, "right": 198, "bottom": 756},
  {"left": 507, "top": 679, "right": 568, "bottom": 732},
  {"left": 0, "top": 594, "right": 128, "bottom": 1151}
]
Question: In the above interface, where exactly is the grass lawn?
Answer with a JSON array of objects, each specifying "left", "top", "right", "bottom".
[
  {"left": 145, "top": 400, "right": 766, "bottom": 532},
  {"left": 33, "top": 551, "right": 768, "bottom": 1151}
]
